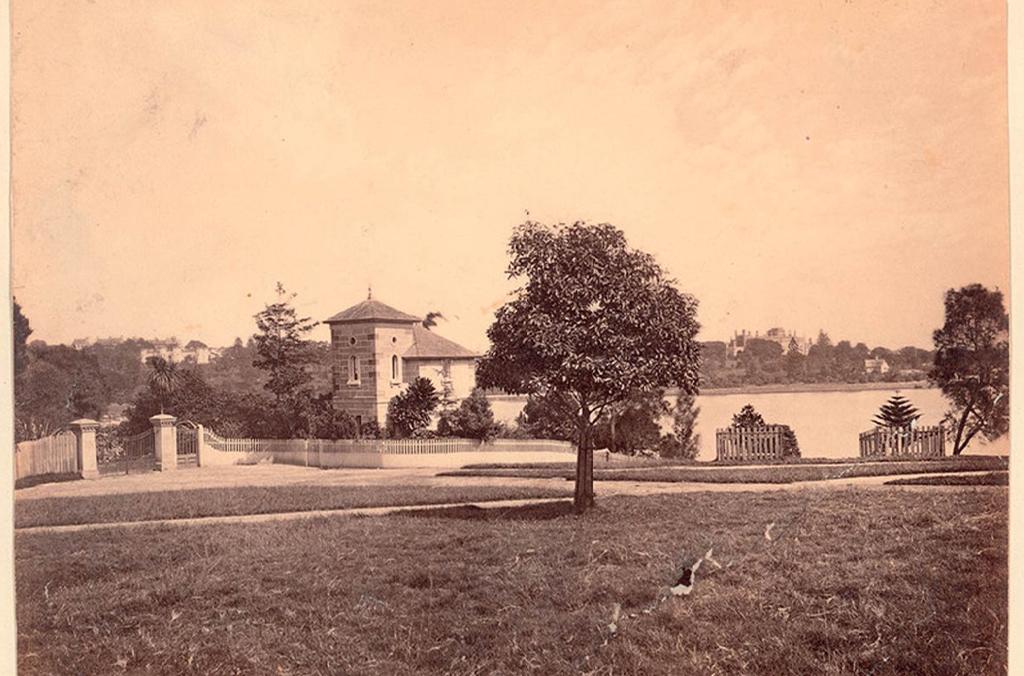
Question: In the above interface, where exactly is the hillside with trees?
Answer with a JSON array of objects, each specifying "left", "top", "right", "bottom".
[{"left": 699, "top": 332, "right": 934, "bottom": 388}]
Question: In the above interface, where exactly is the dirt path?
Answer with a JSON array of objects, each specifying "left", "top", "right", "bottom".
[
  {"left": 14, "top": 467, "right": 1004, "bottom": 534},
  {"left": 16, "top": 462, "right": 1006, "bottom": 501}
]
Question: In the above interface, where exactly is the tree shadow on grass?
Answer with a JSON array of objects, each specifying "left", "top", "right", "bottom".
[
  {"left": 14, "top": 473, "right": 81, "bottom": 490},
  {"left": 391, "top": 500, "right": 576, "bottom": 521}
]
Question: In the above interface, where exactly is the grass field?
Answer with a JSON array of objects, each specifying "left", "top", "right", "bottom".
[
  {"left": 15, "top": 488, "right": 1006, "bottom": 675},
  {"left": 445, "top": 455, "right": 1008, "bottom": 484},
  {"left": 464, "top": 453, "right": 1006, "bottom": 471},
  {"left": 14, "top": 484, "right": 571, "bottom": 529},
  {"left": 886, "top": 472, "right": 1009, "bottom": 487}
]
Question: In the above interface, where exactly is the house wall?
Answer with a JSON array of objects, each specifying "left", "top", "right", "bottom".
[
  {"left": 329, "top": 320, "right": 477, "bottom": 426},
  {"left": 409, "top": 358, "right": 477, "bottom": 401},
  {"left": 329, "top": 322, "right": 381, "bottom": 425},
  {"left": 373, "top": 324, "right": 416, "bottom": 422}
]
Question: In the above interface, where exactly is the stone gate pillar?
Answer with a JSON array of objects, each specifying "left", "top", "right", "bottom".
[
  {"left": 69, "top": 418, "right": 100, "bottom": 479},
  {"left": 195, "top": 424, "right": 206, "bottom": 468},
  {"left": 150, "top": 414, "right": 178, "bottom": 471}
]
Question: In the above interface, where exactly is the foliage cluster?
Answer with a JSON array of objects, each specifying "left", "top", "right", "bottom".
[{"left": 700, "top": 334, "right": 934, "bottom": 388}]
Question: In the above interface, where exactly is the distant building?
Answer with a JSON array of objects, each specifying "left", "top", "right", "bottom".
[
  {"left": 728, "top": 328, "right": 812, "bottom": 358},
  {"left": 864, "top": 357, "right": 891, "bottom": 374},
  {"left": 140, "top": 339, "right": 218, "bottom": 365},
  {"left": 325, "top": 294, "right": 478, "bottom": 428},
  {"left": 99, "top": 403, "right": 129, "bottom": 428}
]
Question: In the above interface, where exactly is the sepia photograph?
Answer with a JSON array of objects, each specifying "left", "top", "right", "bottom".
[{"left": 4, "top": 1, "right": 1017, "bottom": 674}]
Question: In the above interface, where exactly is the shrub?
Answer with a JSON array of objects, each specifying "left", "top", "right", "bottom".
[
  {"left": 728, "top": 404, "right": 800, "bottom": 459},
  {"left": 661, "top": 393, "right": 700, "bottom": 459},
  {"left": 732, "top": 404, "right": 765, "bottom": 427},
  {"left": 385, "top": 378, "right": 440, "bottom": 438},
  {"left": 437, "top": 389, "right": 500, "bottom": 440}
]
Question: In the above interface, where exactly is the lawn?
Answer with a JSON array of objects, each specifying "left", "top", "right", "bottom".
[
  {"left": 446, "top": 454, "right": 1008, "bottom": 484},
  {"left": 15, "top": 488, "right": 1007, "bottom": 675},
  {"left": 14, "top": 484, "right": 571, "bottom": 529},
  {"left": 886, "top": 472, "right": 1009, "bottom": 487},
  {"left": 461, "top": 452, "right": 1001, "bottom": 471}
]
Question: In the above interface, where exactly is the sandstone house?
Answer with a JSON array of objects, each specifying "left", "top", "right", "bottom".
[{"left": 325, "top": 295, "right": 478, "bottom": 427}]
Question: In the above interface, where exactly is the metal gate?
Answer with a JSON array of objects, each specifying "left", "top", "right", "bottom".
[
  {"left": 99, "top": 428, "right": 156, "bottom": 475},
  {"left": 176, "top": 422, "right": 199, "bottom": 468}
]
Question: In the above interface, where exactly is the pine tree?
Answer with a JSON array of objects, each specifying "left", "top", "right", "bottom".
[
  {"left": 872, "top": 394, "right": 921, "bottom": 430},
  {"left": 252, "top": 283, "right": 318, "bottom": 405}
]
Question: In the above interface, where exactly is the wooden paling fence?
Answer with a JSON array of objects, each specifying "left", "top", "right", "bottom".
[
  {"left": 859, "top": 426, "right": 945, "bottom": 458},
  {"left": 15, "top": 431, "right": 78, "bottom": 480},
  {"left": 715, "top": 425, "right": 788, "bottom": 462}
]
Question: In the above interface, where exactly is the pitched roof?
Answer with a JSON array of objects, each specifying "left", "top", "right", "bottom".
[
  {"left": 325, "top": 299, "right": 421, "bottom": 324},
  {"left": 404, "top": 324, "right": 478, "bottom": 360}
]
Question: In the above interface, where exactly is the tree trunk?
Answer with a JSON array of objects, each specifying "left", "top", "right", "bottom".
[
  {"left": 573, "top": 411, "right": 595, "bottom": 513},
  {"left": 952, "top": 405, "right": 972, "bottom": 455}
]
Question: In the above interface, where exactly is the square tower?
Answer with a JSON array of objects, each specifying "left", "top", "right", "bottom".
[{"left": 325, "top": 295, "right": 420, "bottom": 428}]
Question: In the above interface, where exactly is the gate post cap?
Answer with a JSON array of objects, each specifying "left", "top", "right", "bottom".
[
  {"left": 149, "top": 413, "right": 177, "bottom": 426},
  {"left": 69, "top": 418, "right": 99, "bottom": 430}
]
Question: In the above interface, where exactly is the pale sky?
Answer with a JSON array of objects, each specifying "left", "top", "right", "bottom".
[{"left": 11, "top": 1, "right": 1009, "bottom": 353}]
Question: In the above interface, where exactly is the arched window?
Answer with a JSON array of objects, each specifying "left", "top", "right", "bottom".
[
  {"left": 349, "top": 355, "right": 359, "bottom": 382},
  {"left": 391, "top": 355, "right": 399, "bottom": 381}
]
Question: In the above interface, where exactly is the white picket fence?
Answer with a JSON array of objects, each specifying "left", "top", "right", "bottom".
[
  {"left": 204, "top": 432, "right": 571, "bottom": 456},
  {"left": 15, "top": 431, "right": 78, "bottom": 480},
  {"left": 203, "top": 431, "right": 574, "bottom": 468}
]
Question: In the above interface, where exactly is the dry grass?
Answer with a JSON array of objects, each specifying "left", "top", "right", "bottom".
[
  {"left": 15, "top": 488, "right": 1007, "bottom": 675},
  {"left": 886, "top": 472, "right": 1009, "bottom": 487},
  {"left": 464, "top": 454, "right": 1006, "bottom": 470},
  {"left": 445, "top": 455, "right": 1008, "bottom": 484},
  {"left": 14, "top": 484, "right": 571, "bottom": 529}
]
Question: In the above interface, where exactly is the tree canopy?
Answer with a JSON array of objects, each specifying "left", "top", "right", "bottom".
[
  {"left": 477, "top": 221, "right": 702, "bottom": 511},
  {"left": 732, "top": 404, "right": 766, "bottom": 428},
  {"left": 930, "top": 284, "right": 1009, "bottom": 455}
]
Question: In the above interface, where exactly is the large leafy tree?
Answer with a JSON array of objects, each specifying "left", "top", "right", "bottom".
[
  {"left": 930, "top": 284, "right": 1009, "bottom": 455},
  {"left": 477, "top": 221, "right": 701, "bottom": 512},
  {"left": 252, "top": 283, "right": 318, "bottom": 405},
  {"left": 516, "top": 390, "right": 578, "bottom": 441},
  {"left": 13, "top": 299, "right": 32, "bottom": 378}
]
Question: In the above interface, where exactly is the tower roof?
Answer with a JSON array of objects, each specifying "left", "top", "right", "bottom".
[
  {"left": 325, "top": 299, "right": 421, "bottom": 324},
  {"left": 404, "top": 324, "right": 478, "bottom": 360}
]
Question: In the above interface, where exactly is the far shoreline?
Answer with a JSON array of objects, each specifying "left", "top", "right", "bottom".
[
  {"left": 693, "top": 380, "right": 933, "bottom": 397},
  {"left": 484, "top": 380, "right": 935, "bottom": 401}
]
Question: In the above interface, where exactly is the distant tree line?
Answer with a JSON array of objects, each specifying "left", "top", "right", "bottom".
[
  {"left": 699, "top": 333, "right": 934, "bottom": 388},
  {"left": 13, "top": 280, "right": 1007, "bottom": 462}
]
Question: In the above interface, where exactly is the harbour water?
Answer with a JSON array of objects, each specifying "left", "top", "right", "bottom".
[{"left": 488, "top": 387, "right": 1010, "bottom": 460}]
